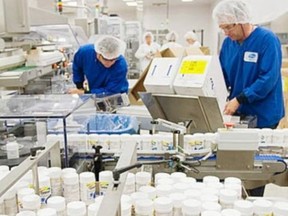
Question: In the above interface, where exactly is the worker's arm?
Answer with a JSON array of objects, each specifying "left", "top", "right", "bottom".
[
  {"left": 135, "top": 45, "right": 149, "bottom": 59},
  {"left": 240, "top": 36, "right": 282, "bottom": 104},
  {"left": 72, "top": 48, "right": 85, "bottom": 89}
]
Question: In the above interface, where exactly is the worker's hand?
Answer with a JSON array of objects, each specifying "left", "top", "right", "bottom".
[
  {"left": 67, "top": 88, "right": 85, "bottom": 95},
  {"left": 224, "top": 98, "right": 240, "bottom": 115}
]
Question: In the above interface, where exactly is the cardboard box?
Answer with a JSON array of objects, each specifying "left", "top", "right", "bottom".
[
  {"left": 173, "top": 55, "right": 228, "bottom": 112},
  {"left": 282, "top": 58, "right": 288, "bottom": 68},
  {"left": 143, "top": 57, "right": 182, "bottom": 94}
]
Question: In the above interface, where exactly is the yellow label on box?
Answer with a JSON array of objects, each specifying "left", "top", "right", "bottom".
[{"left": 180, "top": 60, "right": 208, "bottom": 75}]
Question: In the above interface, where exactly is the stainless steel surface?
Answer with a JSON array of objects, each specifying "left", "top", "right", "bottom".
[
  {"left": 96, "top": 142, "right": 137, "bottom": 216},
  {"left": 0, "top": 140, "right": 61, "bottom": 197},
  {"left": 216, "top": 150, "right": 255, "bottom": 170}
]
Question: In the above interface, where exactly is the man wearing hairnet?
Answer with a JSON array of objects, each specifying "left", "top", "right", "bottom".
[
  {"left": 135, "top": 32, "right": 161, "bottom": 73},
  {"left": 184, "top": 31, "right": 201, "bottom": 48},
  {"left": 213, "top": 0, "right": 284, "bottom": 196},
  {"left": 68, "top": 36, "right": 128, "bottom": 95},
  {"left": 160, "top": 31, "right": 183, "bottom": 51}
]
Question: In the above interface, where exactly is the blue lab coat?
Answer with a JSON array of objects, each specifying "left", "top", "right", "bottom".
[
  {"left": 219, "top": 27, "right": 284, "bottom": 128},
  {"left": 73, "top": 44, "right": 128, "bottom": 95}
]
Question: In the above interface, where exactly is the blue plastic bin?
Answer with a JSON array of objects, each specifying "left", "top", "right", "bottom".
[{"left": 82, "top": 114, "right": 139, "bottom": 134}]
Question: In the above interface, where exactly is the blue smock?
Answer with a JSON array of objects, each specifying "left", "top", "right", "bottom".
[
  {"left": 220, "top": 27, "right": 284, "bottom": 128},
  {"left": 72, "top": 44, "right": 128, "bottom": 95}
]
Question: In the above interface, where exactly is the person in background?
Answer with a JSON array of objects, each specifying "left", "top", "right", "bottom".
[
  {"left": 213, "top": 0, "right": 284, "bottom": 196},
  {"left": 68, "top": 35, "right": 128, "bottom": 96},
  {"left": 184, "top": 31, "right": 201, "bottom": 47},
  {"left": 135, "top": 32, "right": 161, "bottom": 73},
  {"left": 160, "top": 31, "right": 183, "bottom": 51}
]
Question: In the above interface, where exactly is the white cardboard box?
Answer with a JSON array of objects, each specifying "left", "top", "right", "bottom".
[
  {"left": 173, "top": 55, "right": 228, "bottom": 112},
  {"left": 143, "top": 57, "right": 182, "bottom": 94}
]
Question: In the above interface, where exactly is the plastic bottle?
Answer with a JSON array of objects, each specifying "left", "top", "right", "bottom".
[
  {"left": 123, "top": 173, "right": 135, "bottom": 195},
  {"left": 202, "top": 202, "right": 222, "bottom": 212},
  {"left": 253, "top": 199, "right": 273, "bottom": 216},
  {"left": 131, "top": 192, "right": 149, "bottom": 205},
  {"left": 22, "top": 194, "right": 41, "bottom": 212},
  {"left": 62, "top": 173, "right": 80, "bottom": 203},
  {"left": 66, "top": 201, "right": 86, "bottom": 216},
  {"left": 203, "top": 176, "right": 220, "bottom": 185},
  {"left": 39, "top": 175, "right": 51, "bottom": 205},
  {"left": 79, "top": 172, "right": 96, "bottom": 205},
  {"left": 6, "top": 141, "right": 19, "bottom": 159},
  {"left": 156, "top": 184, "right": 174, "bottom": 197},
  {"left": 120, "top": 134, "right": 135, "bottom": 150},
  {"left": 47, "top": 196, "right": 66, "bottom": 216},
  {"left": 3, "top": 188, "right": 18, "bottom": 215},
  {"left": 48, "top": 167, "right": 62, "bottom": 196},
  {"left": 224, "top": 183, "right": 242, "bottom": 199},
  {"left": 180, "top": 177, "right": 196, "bottom": 185},
  {"left": 173, "top": 183, "right": 190, "bottom": 194},
  {"left": 88, "top": 202, "right": 101, "bottom": 216},
  {"left": 16, "top": 211, "right": 36, "bottom": 216},
  {"left": 141, "top": 134, "right": 152, "bottom": 151},
  {"left": 206, "top": 182, "right": 224, "bottom": 194},
  {"left": 233, "top": 200, "right": 253, "bottom": 216},
  {"left": 200, "top": 194, "right": 218, "bottom": 203},
  {"left": 273, "top": 201, "right": 288, "bottom": 216},
  {"left": 155, "top": 173, "right": 170, "bottom": 186},
  {"left": 221, "top": 209, "right": 241, "bottom": 216},
  {"left": 108, "top": 134, "right": 121, "bottom": 151},
  {"left": 0, "top": 166, "right": 9, "bottom": 173},
  {"left": 157, "top": 178, "right": 174, "bottom": 186},
  {"left": 201, "top": 187, "right": 219, "bottom": 196},
  {"left": 135, "top": 199, "right": 154, "bottom": 216},
  {"left": 184, "top": 189, "right": 201, "bottom": 200},
  {"left": 61, "top": 168, "right": 77, "bottom": 177},
  {"left": 169, "top": 193, "right": 187, "bottom": 216},
  {"left": 224, "top": 177, "right": 242, "bottom": 186},
  {"left": 201, "top": 211, "right": 222, "bottom": 216},
  {"left": 182, "top": 199, "right": 201, "bottom": 216},
  {"left": 0, "top": 197, "right": 4, "bottom": 214},
  {"left": 190, "top": 182, "right": 205, "bottom": 191},
  {"left": 131, "top": 134, "right": 142, "bottom": 150},
  {"left": 154, "top": 197, "right": 173, "bottom": 216},
  {"left": 136, "top": 172, "right": 151, "bottom": 191},
  {"left": 37, "top": 208, "right": 57, "bottom": 216},
  {"left": 17, "top": 188, "right": 35, "bottom": 211},
  {"left": 121, "top": 201, "right": 132, "bottom": 216},
  {"left": 99, "top": 170, "right": 113, "bottom": 195},
  {"left": 219, "top": 189, "right": 238, "bottom": 209},
  {"left": 170, "top": 172, "right": 187, "bottom": 183},
  {"left": 139, "top": 186, "right": 156, "bottom": 200},
  {"left": 151, "top": 134, "right": 162, "bottom": 151}
]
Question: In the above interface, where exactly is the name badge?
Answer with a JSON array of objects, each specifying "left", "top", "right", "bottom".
[{"left": 244, "top": 52, "right": 258, "bottom": 63}]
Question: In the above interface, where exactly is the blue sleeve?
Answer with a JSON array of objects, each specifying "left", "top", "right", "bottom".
[
  {"left": 243, "top": 36, "right": 282, "bottom": 103},
  {"left": 90, "top": 57, "right": 128, "bottom": 95},
  {"left": 219, "top": 39, "right": 231, "bottom": 88},
  {"left": 72, "top": 48, "right": 85, "bottom": 85}
]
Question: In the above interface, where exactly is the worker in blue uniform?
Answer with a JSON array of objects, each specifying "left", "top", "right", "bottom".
[
  {"left": 213, "top": 0, "right": 284, "bottom": 129},
  {"left": 68, "top": 36, "right": 128, "bottom": 96},
  {"left": 213, "top": 0, "right": 285, "bottom": 197}
]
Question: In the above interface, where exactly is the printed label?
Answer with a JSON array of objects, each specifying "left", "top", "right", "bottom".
[
  {"left": 180, "top": 60, "right": 208, "bottom": 75},
  {"left": 244, "top": 51, "right": 258, "bottom": 63}
]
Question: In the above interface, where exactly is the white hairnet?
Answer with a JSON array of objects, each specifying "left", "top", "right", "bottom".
[
  {"left": 212, "top": 0, "right": 252, "bottom": 25},
  {"left": 94, "top": 35, "right": 126, "bottom": 60},
  {"left": 184, "top": 31, "right": 198, "bottom": 41},
  {"left": 166, "top": 31, "right": 178, "bottom": 42},
  {"left": 143, "top": 32, "right": 154, "bottom": 42}
]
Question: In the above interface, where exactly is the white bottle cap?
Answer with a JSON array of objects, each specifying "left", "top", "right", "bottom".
[
  {"left": 48, "top": 167, "right": 62, "bottom": 178},
  {"left": 131, "top": 192, "right": 149, "bottom": 205},
  {"left": 201, "top": 210, "right": 222, "bottom": 216},
  {"left": 121, "top": 201, "right": 132, "bottom": 216},
  {"left": 135, "top": 172, "right": 151, "bottom": 185},
  {"left": 219, "top": 189, "right": 238, "bottom": 203},
  {"left": 47, "top": 196, "right": 66, "bottom": 212},
  {"left": 202, "top": 187, "right": 219, "bottom": 196},
  {"left": 234, "top": 200, "right": 253, "bottom": 215},
  {"left": 221, "top": 209, "right": 241, "bottom": 216},
  {"left": 154, "top": 197, "right": 173, "bottom": 213},
  {"left": 16, "top": 211, "right": 36, "bottom": 216},
  {"left": 80, "top": 172, "right": 95, "bottom": 183},
  {"left": 273, "top": 201, "right": 288, "bottom": 216},
  {"left": 190, "top": 182, "right": 205, "bottom": 190},
  {"left": 22, "top": 194, "right": 41, "bottom": 210},
  {"left": 61, "top": 168, "right": 77, "bottom": 178},
  {"left": 63, "top": 173, "right": 79, "bottom": 185},
  {"left": 224, "top": 177, "right": 241, "bottom": 185},
  {"left": 184, "top": 189, "right": 201, "bottom": 199},
  {"left": 202, "top": 201, "right": 222, "bottom": 212},
  {"left": 224, "top": 183, "right": 242, "bottom": 198},
  {"left": 125, "top": 173, "right": 135, "bottom": 185},
  {"left": 157, "top": 178, "right": 174, "bottom": 186},
  {"left": 37, "top": 208, "right": 57, "bottom": 216},
  {"left": 169, "top": 193, "right": 187, "bottom": 208},
  {"left": 253, "top": 199, "right": 273, "bottom": 214},
  {"left": 14, "top": 180, "right": 30, "bottom": 192},
  {"left": 17, "top": 188, "right": 35, "bottom": 200},
  {"left": 67, "top": 201, "right": 86, "bottom": 215},
  {"left": 200, "top": 194, "right": 218, "bottom": 203},
  {"left": 135, "top": 199, "right": 153, "bottom": 215},
  {"left": 156, "top": 184, "right": 173, "bottom": 197},
  {"left": 180, "top": 177, "right": 196, "bottom": 184},
  {"left": 155, "top": 173, "right": 170, "bottom": 185},
  {"left": 121, "top": 195, "right": 132, "bottom": 205},
  {"left": 206, "top": 182, "right": 224, "bottom": 191},
  {"left": 88, "top": 203, "right": 100, "bottom": 216},
  {"left": 37, "top": 166, "right": 49, "bottom": 176},
  {"left": 99, "top": 171, "right": 113, "bottom": 182},
  {"left": 139, "top": 186, "right": 156, "bottom": 200},
  {"left": 39, "top": 175, "right": 51, "bottom": 187},
  {"left": 203, "top": 175, "right": 220, "bottom": 185},
  {"left": 170, "top": 172, "right": 187, "bottom": 182},
  {"left": 0, "top": 165, "right": 9, "bottom": 172},
  {"left": 173, "top": 182, "right": 190, "bottom": 193},
  {"left": 182, "top": 199, "right": 202, "bottom": 214}
]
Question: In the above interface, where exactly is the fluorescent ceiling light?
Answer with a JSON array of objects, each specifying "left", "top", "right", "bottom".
[
  {"left": 182, "top": 0, "right": 194, "bottom": 2},
  {"left": 126, "top": 2, "right": 137, "bottom": 6}
]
